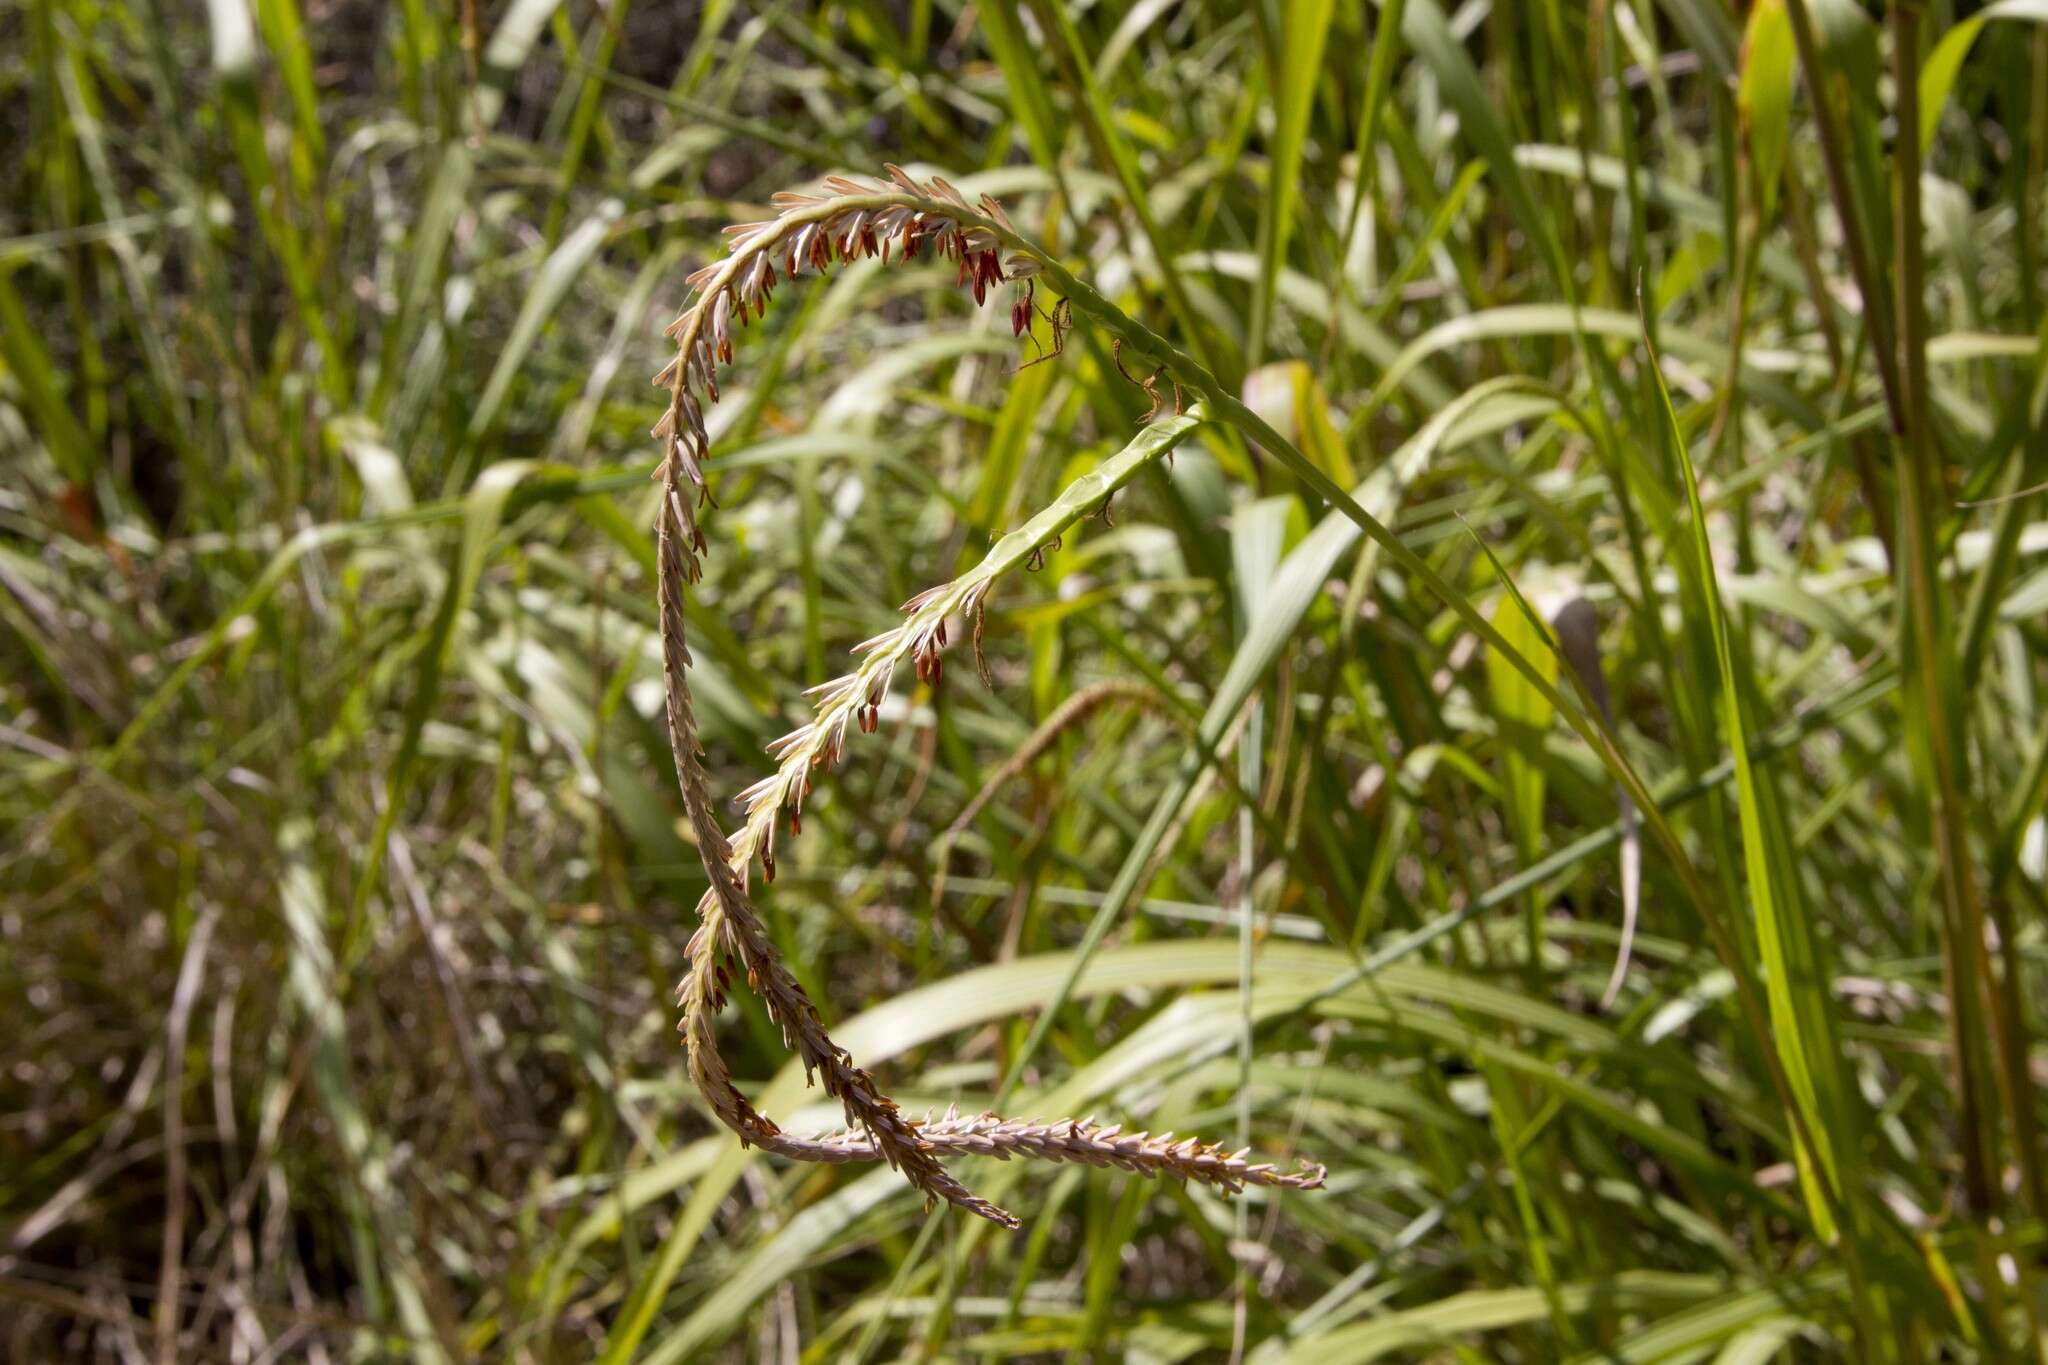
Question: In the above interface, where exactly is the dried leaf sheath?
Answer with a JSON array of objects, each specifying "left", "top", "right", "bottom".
[{"left": 653, "top": 167, "right": 1324, "bottom": 1226}]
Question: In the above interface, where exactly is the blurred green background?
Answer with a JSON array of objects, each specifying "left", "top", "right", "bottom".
[{"left": 5, "top": 0, "right": 2048, "bottom": 1358}]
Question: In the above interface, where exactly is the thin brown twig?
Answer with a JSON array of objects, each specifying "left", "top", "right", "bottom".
[{"left": 156, "top": 905, "right": 221, "bottom": 1365}]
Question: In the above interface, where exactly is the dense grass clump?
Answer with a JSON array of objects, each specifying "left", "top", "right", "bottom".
[{"left": 3, "top": 0, "right": 2047, "bottom": 1359}]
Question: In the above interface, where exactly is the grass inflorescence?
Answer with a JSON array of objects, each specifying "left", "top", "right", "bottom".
[
  {"left": 653, "top": 168, "right": 1322, "bottom": 1226},
  {"left": 5, "top": 0, "right": 2048, "bottom": 1359}
]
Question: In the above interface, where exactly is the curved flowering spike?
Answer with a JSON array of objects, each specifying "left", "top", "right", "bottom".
[
  {"left": 784, "top": 1113, "right": 1326, "bottom": 1193},
  {"left": 651, "top": 167, "right": 1322, "bottom": 1227}
]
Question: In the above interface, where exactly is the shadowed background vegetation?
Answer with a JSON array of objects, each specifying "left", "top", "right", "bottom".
[{"left": 4, "top": 0, "right": 2048, "bottom": 1358}]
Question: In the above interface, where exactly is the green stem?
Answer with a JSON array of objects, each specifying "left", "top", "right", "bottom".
[
  {"left": 1889, "top": 0, "right": 2006, "bottom": 1231},
  {"left": 1783, "top": 0, "right": 1907, "bottom": 435}
]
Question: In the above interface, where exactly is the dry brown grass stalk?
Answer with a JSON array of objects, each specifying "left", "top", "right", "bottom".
[
  {"left": 929, "top": 678, "right": 1183, "bottom": 908},
  {"left": 652, "top": 166, "right": 1324, "bottom": 1226}
]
